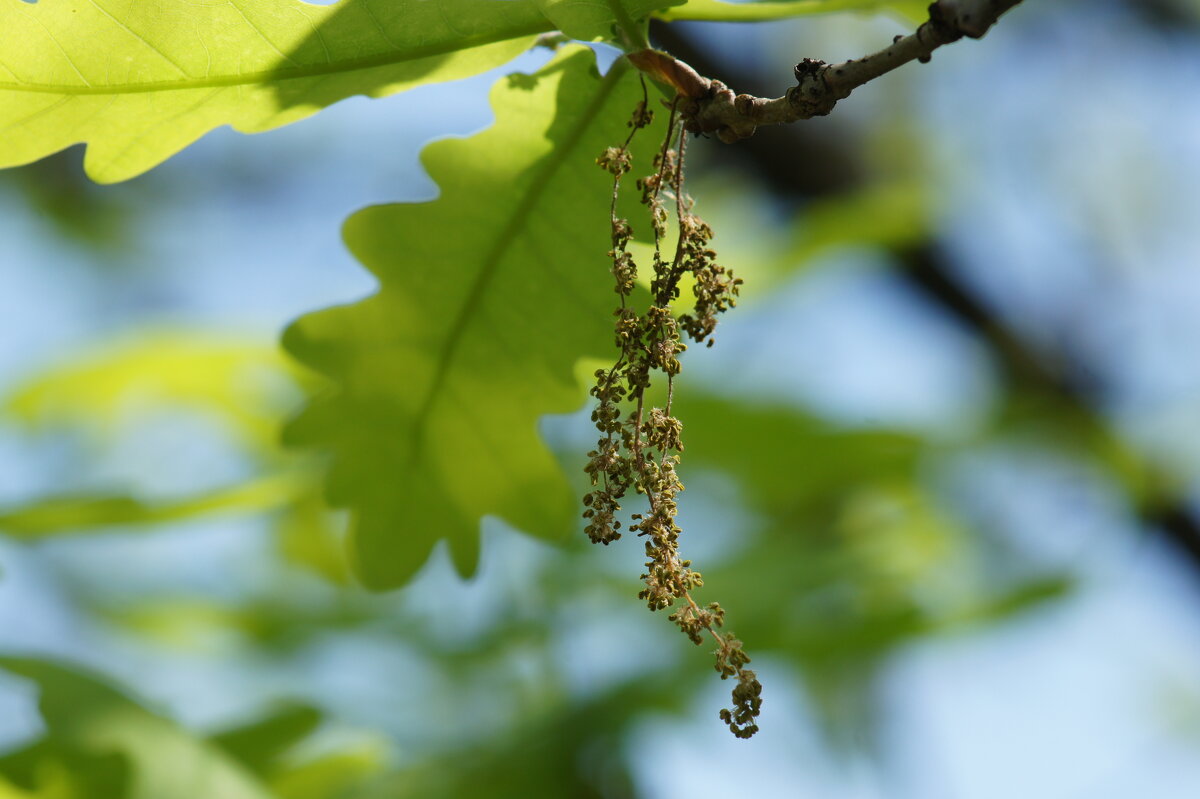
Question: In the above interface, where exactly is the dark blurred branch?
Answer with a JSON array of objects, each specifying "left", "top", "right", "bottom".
[
  {"left": 1134, "top": 0, "right": 1200, "bottom": 29},
  {"left": 1142, "top": 504, "right": 1200, "bottom": 569},
  {"left": 893, "top": 244, "right": 1076, "bottom": 395},
  {"left": 636, "top": 0, "right": 1024, "bottom": 142},
  {"left": 894, "top": 244, "right": 1200, "bottom": 571}
]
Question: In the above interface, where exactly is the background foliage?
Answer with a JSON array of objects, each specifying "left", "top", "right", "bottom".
[{"left": 3, "top": 0, "right": 1200, "bottom": 796}]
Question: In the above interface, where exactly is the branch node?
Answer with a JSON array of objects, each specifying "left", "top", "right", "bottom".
[
  {"left": 927, "top": 2, "right": 967, "bottom": 44},
  {"left": 792, "top": 57, "right": 826, "bottom": 85}
]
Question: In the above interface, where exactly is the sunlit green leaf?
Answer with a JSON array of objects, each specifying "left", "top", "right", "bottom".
[
  {"left": 0, "top": 0, "right": 551, "bottom": 183},
  {"left": 0, "top": 476, "right": 300, "bottom": 540},
  {"left": 102, "top": 599, "right": 259, "bottom": 651},
  {"left": 284, "top": 46, "right": 665, "bottom": 590},
  {"left": 5, "top": 334, "right": 289, "bottom": 449},
  {"left": 658, "top": 0, "right": 927, "bottom": 23},
  {"left": 276, "top": 494, "right": 351, "bottom": 585},
  {"left": 269, "top": 748, "right": 385, "bottom": 799}
]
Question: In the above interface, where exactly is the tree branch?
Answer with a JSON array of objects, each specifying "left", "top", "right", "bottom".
[
  {"left": 633, "top": 0, "right": 1024, "bottom": 142},
  {"left": 648, "top": 9, "right": 1200, "bottom": 583}
]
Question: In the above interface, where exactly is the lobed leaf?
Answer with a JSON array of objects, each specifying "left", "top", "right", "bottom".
[
  {"left": 0, "top": 0, "right": 553, "bottom": 183},
  {"left": 283, "top": 46, "right": 664, "bottom": 590}
]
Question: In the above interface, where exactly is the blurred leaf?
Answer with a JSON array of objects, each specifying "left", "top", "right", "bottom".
[
  {"left": 0, "top": 475, "right": 301, "bottom": 539},
  {"left": 667, "top": 391, "right": 1072, "bottom": 745},
  {"left": 0, "top": 771, "right": 61, "bottom": 799},
  {"left": 0, "top": 149, "right": 131, "bottom": 251},
  {"left": 0, "top": 744, "right": 127, "bottom": 799},
  {"left": 369, "top": 678, "right": 679, "bottom": 799},
  {"left": 789, "top": 179, "right": 929, "bottom": 266},
  {"left": 676, "top": 391, "right": 923, "bottom": 516},
  {"left": 660, "top": 0, "right": 927, "bottom": 23},
  {"left": 209, "top": 704, "right": 322, "bottom": 777},
  {"left": 993, "top": 391, "right": 1158, "bottom": 510},
  {"left": 276, "top": 495, "right": 351, "bottom": 585},
  {"left": 0, "top": 659, "right": 272, "bottom": 799},
  {"left": 99, "top": 594, "right": 377, "bottom": 653},
  {"left": 947, "top": 575, "right": 1072, "bottom": 626},
  {"left": 283, "top": 47, "right": 665, "bottom": 590},
  {"left": 0, "top": 0, "right": 551, "bottom": 183},
  {"left": 102, "top": 599, "right": 257, "bottom": 651},
  {"left": 675, "top": 392, "right": 1071, "bottom": 652},
  {"left": 269, "top": 749, "right": 385, "bottom": 799},
  {"left": 5, "top": 334, "right": 291, "bottom": 451},
  {"left": 712, "top": 516, "right": 1071, "bottom": 748}
]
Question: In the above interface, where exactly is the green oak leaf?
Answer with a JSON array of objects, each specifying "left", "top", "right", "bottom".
[
  {"left": 283, "top": 46, "right": 663, "bottom": 590},
  {"left": 658, "top": 0, "right": 927, "bottom": 23},
  {"left": 0, "top": 0, "right": 553, "bottom": 183}
]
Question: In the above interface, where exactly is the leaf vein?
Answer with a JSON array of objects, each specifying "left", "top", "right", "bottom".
[
  {"left": 0, "top": 96, "right": 73, "bottom": 136},
  {"left": 85, "top": 0, "right": 191, "bottom": 78},
  {"left": 227, "top": 1, "right": 302, "bottom": 69},
  {"left": 17, "top": 6, "right": 92, "bottom": 87},
  {"left": 361, "top": 0, "right": 402, "bottom": 51}
]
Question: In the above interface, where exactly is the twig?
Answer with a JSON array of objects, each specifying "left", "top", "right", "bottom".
[{"left": 631, "top": 0, "right": 1025, "bottom": 142}]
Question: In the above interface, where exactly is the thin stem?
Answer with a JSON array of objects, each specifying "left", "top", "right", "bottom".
[
  {"left": 663, "top": 126, "right": 689, "bottom": 303},
  {"left": 650, "top": 99, "right": 680, "bottom": 211},
  {"left": 632, "top": 391, "right": 646, "bottom": 471}
]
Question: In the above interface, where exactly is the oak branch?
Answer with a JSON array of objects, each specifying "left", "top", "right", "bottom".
[{"left": 631, "top": 0, "right": 1025, "bottom": 142}]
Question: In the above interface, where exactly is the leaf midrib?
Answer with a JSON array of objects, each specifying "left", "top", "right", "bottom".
[
  {"left": 0, "top": 22, "right": 552, "bottom": 96},
  {"left": 657, "top": 0, "right": 904, "bottom": 22},
  {"left": 408, "top": 56, "right": 630, "bottom": 458}
]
